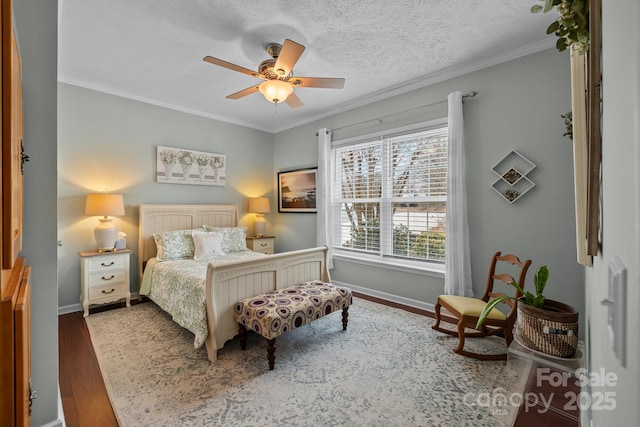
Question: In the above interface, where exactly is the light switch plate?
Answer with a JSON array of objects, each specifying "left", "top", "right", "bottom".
[{"left": 607, "top": 256, "right": 627, "bottom": 367}]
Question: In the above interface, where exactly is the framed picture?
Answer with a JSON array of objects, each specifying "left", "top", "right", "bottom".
[
  {"left": 586, "top": 0, "right": 602, "bottom": 257},
  {"left": 156, "top": 146, "right": 225, "bottom": 186},
  {"left": 278, "top": 168, "right": 317, "bottom": 213}
]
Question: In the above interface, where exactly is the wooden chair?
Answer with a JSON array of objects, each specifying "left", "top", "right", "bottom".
[{"left": 432, "top": 251, "right": 532, "bottom": 361}]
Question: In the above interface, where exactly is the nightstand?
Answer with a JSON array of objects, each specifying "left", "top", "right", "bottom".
[
  {"left": 80, "top": 249, "right": 131, "bottom": 317},
  {"left": 246, "top": 236, "right": 275, "bottom": 254}
]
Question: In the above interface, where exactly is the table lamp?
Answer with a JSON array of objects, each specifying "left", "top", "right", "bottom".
[
  {"left": 85, "top": 193, "right": 125, "bottom": 252},
  {"left": 248, "top": 197, "right": 270, "bottom": 238}
]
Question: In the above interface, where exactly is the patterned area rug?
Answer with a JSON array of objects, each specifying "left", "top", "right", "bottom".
[{"left": 86, "top": 298, "right": 517, "bottom": 426}]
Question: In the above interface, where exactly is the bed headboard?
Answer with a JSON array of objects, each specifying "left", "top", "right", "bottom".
[{"left": 138, "top": 204, "right": 238, "bottom": 282}]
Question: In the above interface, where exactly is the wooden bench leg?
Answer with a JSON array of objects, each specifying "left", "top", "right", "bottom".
[
  {"left": 238, "top": 324, "right": 247, "bottom": 350},
  {"left": 342, "top": 307, "right": 349, "bottom": 331},
  {"left": 266, "top": 338, "right": 276, "bottom": 370}
]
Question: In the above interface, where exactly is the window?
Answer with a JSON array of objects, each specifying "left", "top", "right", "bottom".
[{"left": 330, "top": 122, "right": 447, "bottom": 266}]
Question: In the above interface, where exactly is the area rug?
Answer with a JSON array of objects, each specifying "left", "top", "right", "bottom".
[{"left": 86, "top": 297, "right": 516, "bottom": 426}]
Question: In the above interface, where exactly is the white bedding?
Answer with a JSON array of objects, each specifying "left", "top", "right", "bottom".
[{"left": 140, "top": 250, "right": 267, "bottom": 348}]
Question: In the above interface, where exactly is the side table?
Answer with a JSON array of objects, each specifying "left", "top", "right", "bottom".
[{"left": 79, "top": 249, "right": 131, "bottom": 317}]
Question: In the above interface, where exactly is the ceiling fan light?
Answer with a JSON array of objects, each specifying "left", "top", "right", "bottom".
[{"left": 258, "top": 80, "right": 293, "bottom": 104}]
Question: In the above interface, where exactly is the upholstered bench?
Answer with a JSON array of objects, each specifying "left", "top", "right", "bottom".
[{"left": 233, "top": 280, "right": 352, "bottom": 370}]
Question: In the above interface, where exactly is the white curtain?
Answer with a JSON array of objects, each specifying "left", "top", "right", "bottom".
[
  {"left": 316, "top": 128, "right": 334, "bottom": 269},
  {"left": 444, "top": 92, "right": 473, "bottom": 296}
]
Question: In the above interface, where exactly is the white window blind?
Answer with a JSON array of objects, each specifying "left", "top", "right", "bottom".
[{"left": 330, "top": 125, "right": 448, "bottom": 263}]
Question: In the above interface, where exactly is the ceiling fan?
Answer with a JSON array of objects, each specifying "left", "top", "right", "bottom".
[{"left": 203, "top": 39, "right": 345, "bottom": 109}]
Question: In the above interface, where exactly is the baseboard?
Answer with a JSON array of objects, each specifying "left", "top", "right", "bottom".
[
  {"left": 58, "top": 302, "right": 82, "bottom": 315},
  {"left": 332, "top": 280, "right": 435, "bottom": 313},
  {"left": 58, "top": 283, "right": 429, "bottom": 318},
  {"left": 59, "top": 283, "right": 439, "bottom": 320},
  {"left": 58, "top": 285, "right": 435, "bottom": 318},
  {"left": 60, "top": 285, "right": 445, "bottom": 323},
  {"left": 39, "top": 384, "right": 65, "bottom": 427}
]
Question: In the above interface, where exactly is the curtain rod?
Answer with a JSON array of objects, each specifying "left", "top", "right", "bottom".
[{"left": 318, "top": 91, "right": 478, "bottom": 135}]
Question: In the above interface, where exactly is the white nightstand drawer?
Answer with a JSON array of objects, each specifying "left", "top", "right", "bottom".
[
  {"left": 88, "top": 269, "right": 127, "bottom": 287},
  {"left": 88, "top": 281, "right": 128, "bottom": 300},
  {"left": 254, "top": 240, "right": 274, "bottom": 252},
  {"left": 246, "top": 236, "right": 275, "bottom": 254},
  {"left": 87, "top": 255, "right": 127, "bottom": 271}
]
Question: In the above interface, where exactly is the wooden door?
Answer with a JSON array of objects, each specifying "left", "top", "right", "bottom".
[
  {"left": 0, "top": 0, "right": 29, "bottom": 425},
  {"left": 2, "top": 0, "right": 23, "bottom": 269},
  {"left": 15, "top": 265, "right": 31, "bottom": 426},
  {"left": 0, "top": 257, "right": 26, "bottom": 426}
]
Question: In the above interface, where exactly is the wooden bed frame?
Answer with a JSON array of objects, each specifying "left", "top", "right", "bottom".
[{"left": 138, "top": 204, "right": 331, "bottom": 362}]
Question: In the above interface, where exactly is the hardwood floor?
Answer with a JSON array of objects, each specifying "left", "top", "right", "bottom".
[
  {"left": 58, "top": 296, "right": 578, "bottom": 427},
  {"left": 59, "top": 303, "right": 127, "bottom": 427}
]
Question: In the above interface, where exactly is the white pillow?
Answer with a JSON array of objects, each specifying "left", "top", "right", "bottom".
[
  {"left": 201, "top": 225, "right": 248, "bottom": 253},
  {"left": 192, "top": 231, "right": 225, "bottom": 260}
]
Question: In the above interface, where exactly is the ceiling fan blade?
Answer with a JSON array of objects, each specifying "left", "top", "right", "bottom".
[
  {"left": 203, "top": 56, "right": 263, "bottom": 79},
  {"left": 289, "top": 77, "right": 345, "bottom": 89},
  {"left": 285, "top": 91, "right": 303, "bottom": 109},
  {"left": 273, "top": 39, "right": 305, "bottom": 77},
  {"left": 226, "top": 85, "right": 260, "bottom": 100}
]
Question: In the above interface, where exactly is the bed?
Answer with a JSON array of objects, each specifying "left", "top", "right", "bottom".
[{"left": 138, "top": 204, "right": 331, "bottom": 362}]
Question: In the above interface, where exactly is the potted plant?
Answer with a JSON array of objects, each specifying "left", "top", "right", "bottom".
[{"left": 476, "top": 265, "right": 579, "bottom": 358}]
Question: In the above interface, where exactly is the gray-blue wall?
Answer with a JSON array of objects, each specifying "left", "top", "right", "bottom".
[
  {"left": 273, "top": 48, "right": 585, "bottom": 317},
  {"left": 14, "top": 0, "right": 60, "bottom": 425},
  {"left": 57, "top": 84, "right": 274, "bottom": 309},
  {"left": 585, "top": 0, "right": 640, "bottom": 424},
  {"left": 58, "top": 48, "right": 586, "bottom": 327}
]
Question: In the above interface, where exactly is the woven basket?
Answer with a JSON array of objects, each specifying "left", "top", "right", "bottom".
[{"left": 515, "top": 299, "right": 579, "bottom": 358}]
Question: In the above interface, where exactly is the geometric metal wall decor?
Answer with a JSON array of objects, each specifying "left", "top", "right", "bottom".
[{"left": 491, "top": 150, "right": 536, "bottom": 204}]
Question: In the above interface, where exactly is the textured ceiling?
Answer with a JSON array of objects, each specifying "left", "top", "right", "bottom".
[{"left": 58, "top": 0, "right": 555, "bottom": 133}]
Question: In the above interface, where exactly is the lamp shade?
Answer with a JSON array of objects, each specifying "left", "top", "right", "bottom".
[
  {"left": 248, "top": 197, "right": 271, "bottom": 214},
  {"left": 85, "top": 193, "right": 125, "bottom": 217},
  {"left": 258, "top": 80, "right": 293, "bottom": 104},
  {"left": 85, "top": 193, "right": 125, "bottom": 252}
]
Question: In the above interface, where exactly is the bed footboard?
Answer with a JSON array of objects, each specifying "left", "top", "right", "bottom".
[{"left": 203, "top": 246, "right": 330, "bottom": 362}]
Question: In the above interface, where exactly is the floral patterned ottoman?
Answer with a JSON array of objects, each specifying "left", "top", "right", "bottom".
[{"left": 233, "top": 280, "right": 353, "bottom": 370}]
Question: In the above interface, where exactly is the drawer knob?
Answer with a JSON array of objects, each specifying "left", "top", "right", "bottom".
[
  {"left": 101, "top": 275, "right": 115, "bottom": 281},
  {"left": 101, "top": 261, "right": 115, "bottom": 267},
  {"left": 102, "top": 288, "right": 116, "bottom": 295},
  {"left": 260, "top": 243, "right": 268, "bottom": 247}
]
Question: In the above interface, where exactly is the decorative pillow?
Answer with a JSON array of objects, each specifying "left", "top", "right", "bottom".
[
  {"left": 153, "top": 229, "right": 195, "bottom": 261},
  {"left": 192, "top": 230, "right": 225, "bottom": 260},
  {"left": 201, "top": 225, "right": 248, "bottom": 253}
]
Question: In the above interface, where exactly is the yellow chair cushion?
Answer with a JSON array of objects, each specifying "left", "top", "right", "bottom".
[{"left": 438, "top": 295, "right": 506, "bottom": 320}]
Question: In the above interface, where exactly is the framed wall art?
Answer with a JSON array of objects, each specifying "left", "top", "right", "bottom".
[
  {"left": 586, "top": 0, "right": 602, "bottom": 257},
  {"left": 278, "top": 168, "right": 317, "bottom": 213},
  {"left": 570, "top": 0, "right": 602, "bottom": 265},
  {"left": 156, "top": 146, "right": 225, "bottom": 186}
]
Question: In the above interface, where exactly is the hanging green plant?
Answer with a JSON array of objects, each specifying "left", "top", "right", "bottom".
[
  {"left": 531, "top": 0, "right": 590, "bottom": 54},
  {"left": 561, "top": 111, "right": 573, "bottom": 139}
]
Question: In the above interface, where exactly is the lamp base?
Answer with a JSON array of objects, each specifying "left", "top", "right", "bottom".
[
  {"left": 254, "top": 215, "right": 266, "bottom": 238},
  {"left": 94, "top": 217, "right": 118, "bottom": 252}
]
